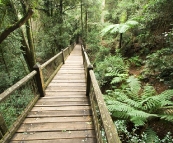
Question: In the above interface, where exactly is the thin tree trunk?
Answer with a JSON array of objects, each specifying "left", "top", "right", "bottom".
[{"left": 81, "top": 0, "right": 83, "bottom": 40}]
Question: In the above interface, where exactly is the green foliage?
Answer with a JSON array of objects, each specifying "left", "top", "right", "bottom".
[
  {"left": 142, "top": 47, "right": 173, "bottom": 87},
  {"left": 0, "top": 88, "right": 34, "bottom": 127},
  {"left": 128, "top": 56, "right": 143, "bottom": 67},
  {"left": 105, "top": 76, "right": 173, "bottom": 126},
  {"left": 101, "top": 20, "right": 139, "bottom": 36},
  {"left": 95, "top": 55, "right": 129, "bottom": 87}
]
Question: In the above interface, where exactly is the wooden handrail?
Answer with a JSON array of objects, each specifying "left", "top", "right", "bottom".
[
  {"left": 81, "top": 45, "right": 121, "bottom": 143},
  {"left": 0, "top": 71, "right": 37, "bottom": 103}
]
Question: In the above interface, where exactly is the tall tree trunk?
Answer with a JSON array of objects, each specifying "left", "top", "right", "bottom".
[
  {"left": 21, "top": 2, "right": 36, "bottom": 68},
  {"left": 81, "top": 0, "right": 83, "bottom": 41},
  {"left": 101, "top": 0, "right": 105, "bottom": 23},
  {"left": 58, "top": 0, "right": 63, "bottom": 50},
  {"left": 8, "top": 0, "right": 33, "bottom": 71}
]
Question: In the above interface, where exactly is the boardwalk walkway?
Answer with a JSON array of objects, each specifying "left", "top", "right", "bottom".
[{"left": 11, "top": 45, "right": 96, "bottom": 143}]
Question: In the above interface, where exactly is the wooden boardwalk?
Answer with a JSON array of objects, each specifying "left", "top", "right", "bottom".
[{"left": 11, "top": 45, "right": 96, "bottom": 143}]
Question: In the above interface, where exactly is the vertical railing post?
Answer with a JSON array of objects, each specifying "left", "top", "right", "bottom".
[
  {"left": 68, "top": 46, "right": 70, "bottom": 55},
  {"left": 86, "top": 64, "right": 93, "bottom": 96},
  {"left": 81, "top": 45, "right": 85, "bottom": 65},
  {"left": 61, "top": 49, "right": 65, "bottom": 64},
  {"left": 33, "top": 63, "right": 45, "bottom": 97},
  {"left": 0, "top": 113, "right": 8, "bottom": 139}
]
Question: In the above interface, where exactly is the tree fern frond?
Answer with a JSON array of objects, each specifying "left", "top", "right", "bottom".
[
  {"left": 112, "top": 111, "right": 129, "bottom": 119},
  {"left": 160, "top": 115, "right": 173, "bottom": 122},
  {"left": 101, "top": 24, "right": 115, "bottom": 36},
  {"left": 141, "top": 85, "right": 156, "bottom": 99},
  {"left": 126, "top": 76, "right": 141, "bottom": 95},
  {"left": 117, "top": 93, "right": 139, "bottom": 108},
  {"left": 111, "top": 77, "right": 123, "bottom": 84},
  {"left": 157, "top": 90, "right": 173, "bottom": 100},
  {"left": 130, "top": 116, "right": 146, "bottom": 126},
  {"left": 128, "top": 110, "right": 158, "bottom": 119},
  {"left": 140, "top": 97, "right": 161, "bottom": 111},
  {"left": 145, "top": 128, "right": 157, "bottom": 143}
]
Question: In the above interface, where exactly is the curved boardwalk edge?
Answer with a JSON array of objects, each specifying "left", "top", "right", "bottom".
[{"left": 11, "top": 45, "right": 96, "bottom": 143}]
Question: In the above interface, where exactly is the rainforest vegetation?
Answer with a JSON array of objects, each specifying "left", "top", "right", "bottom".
[{"left": 0, "top": 0, "right": 173, "bottom": 142}]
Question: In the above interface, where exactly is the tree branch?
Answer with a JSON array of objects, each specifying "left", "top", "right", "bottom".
[{"left": 0, "top": 8, "right": 34, "bottom": 44}]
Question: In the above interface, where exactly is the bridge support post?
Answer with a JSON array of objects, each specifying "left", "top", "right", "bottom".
[
  {"left": 61, "top": 49, "right": 65, "bottom": 64},
  {"left": 86, "top": 64, "right": 93, "bottom": 96},
  {"left": 33, "top": 63, "right": 45, "bottom": 97},
  {"left": 0, "top": 113, "right": 8, "bottom": 139}
]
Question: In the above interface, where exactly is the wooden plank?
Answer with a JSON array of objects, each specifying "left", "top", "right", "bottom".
[
  {"left": 23, "top": 116, "right": 93, "bottom": 123},
  {"left": 45, "top": 91, "right": 86, "bottom": 96},
  {"left": 35, "top": 101, "right": 90, "bottom": 106},
  {"left": 48, "top": 82, "right": 86, "bottom": 86},
  {"left": 17, "top": 122, "right": 94, "bottom": 132},
  {"left": 38, "top": 97, "right": 89, "bottom": 102},
  {"left": 11, "top": 138, "right": 96, "bottom": 143},
  {"left": 12, "top": 130, "right": 95, "bottom": 140},
  {"left": 51, "top": 79, "right": 86, "bottom": 82},
  {"left": 58, "top": 70, "right": 85, "bottom": 74},
  {"left": 31, "top": 106, "right": 91, "bottom": 111},
  {"left": 27, "top": 110, "right": 92, "bottom": 117},
  {"left": 46, "top": 86, "right": 86, "bottom": 91}
]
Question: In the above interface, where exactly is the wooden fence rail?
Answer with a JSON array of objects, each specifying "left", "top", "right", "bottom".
[
  {"left": 0, "top": 44, "right": 75, "bottom": 143},
  {"left": 81, "top": 45, "right": 121, "bottom": 143}
]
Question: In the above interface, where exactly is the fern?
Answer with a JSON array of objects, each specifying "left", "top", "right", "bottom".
[
  {"left": 145, "top": 128, "right": 158, "bottom": 143},
  {"left": 126, "top": 76, "right": 141, "bottom": 95}
]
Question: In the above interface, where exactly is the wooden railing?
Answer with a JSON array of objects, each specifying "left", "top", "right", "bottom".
[
  {"left": 0, "top": 44, "right": 75, "bottom": 143},
  {"left": 81, "top": 45, "right": 121, "bottom": 143}
]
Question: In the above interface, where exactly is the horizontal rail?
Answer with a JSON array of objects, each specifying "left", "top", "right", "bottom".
[
  {"left": 0, "top": 71, "right": 37, "bottom": 103},
  {"left": 81, "top": 44, "right": 121, "bottom": 143},
  {"left": 90, "top": 70, "right": 121, "bottom": 143},
  {"left": 41, "top": 52, "right": 62, "bottom": 69}
]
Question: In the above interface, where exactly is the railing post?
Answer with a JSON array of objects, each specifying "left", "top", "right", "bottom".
[
  {"left": 86, "top": 64, "right": 93, "bottom": 96},
  {"left": 0, "top": 113, "right": 8, "bottom": 139},
  {"left": 61, "top": 49, "right": 65, "bottom": 64},
  {"left": 81, "top": 45, "right": 85, "bottom": 65},
  {"left": 33, "top": 63, "right": 45, "bottom": 97}
]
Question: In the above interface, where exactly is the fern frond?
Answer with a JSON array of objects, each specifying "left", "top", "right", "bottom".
[
  {"left": 130, "top": 116, "right": 146, "bottom": 126},
  {"left": 140, "top": 97, "right": 161, "bottom": 111},
  {"left": 160, "top": 115, "right": 173, "bottom": 122},
  {"left": 111, "top": 77, "right": 123, "bottom": 84},
  {"left": 145, "top": 128, "right": 157, "bottom": 143},
  {"left": 117, "top": 93, "right": 139, "bottom": 108},
  {"left": 101, "top": 24, "right": 115, "bottom": 36},
  {"left": 128, "top": 110, "right": 158, "bottom": 119},
  {"left": 112, "top": 111, "right": 129, "bottom": 119},
  {"left": 141, "top": 85, "right": 156, "bottom": 99},
  {"left": 157, "top": 90, "right": 173, "bottom": 100},
  {"left": 126, "top": 76, "right": 141, "bottom": 95}
]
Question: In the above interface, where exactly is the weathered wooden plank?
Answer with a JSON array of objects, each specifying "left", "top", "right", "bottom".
[
  {"left": 35, "top": 101, "right": 90, "bottom": 106},
  {"left": 45, "top": 91, "right": 86, "bottom": 96},
  {"left": 11, "top": 138, "right": 96, "bottom": 143},
  {"left": 51, "top": 80, "right": 86, "bottom": 83},
  {"left": 46, "top": 86, "right": 86, "bottom": 91},
  {"left": 48, "top": 82, "right": 86, "bottom": 86},
  {"left": 27, "top": 110, "right": 92, "bottom": 117},
  {"left": 23, "top": 116, "right": 93, "bottom": 123},
  {"left": 17, "top": 122, "right": 94, "bottom": 132},
  {"left": 31, "top": 106, "right": 91, "bottom": 111},
  {"left": 58, "top": 70, "right": 85, "bottom": 74},
  {"left": 38, "top": 97, "right": 89, "bottom": 102},
  {"left": 12, "top": 130, "right": 95, "bottom": 140}
]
